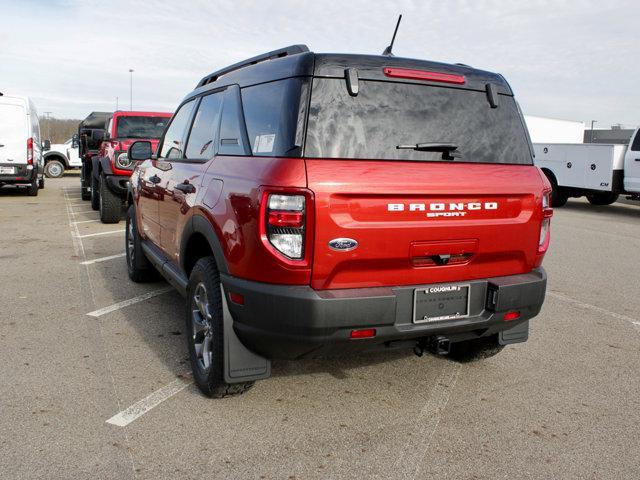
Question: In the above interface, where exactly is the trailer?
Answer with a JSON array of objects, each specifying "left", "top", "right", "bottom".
[{"left": 534, "top": 128, "right": 640, "bottom": 207}]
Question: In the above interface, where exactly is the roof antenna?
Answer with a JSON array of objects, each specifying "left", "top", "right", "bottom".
[{"left": 382, "top": 14, "right": 402, "bottom": 56}]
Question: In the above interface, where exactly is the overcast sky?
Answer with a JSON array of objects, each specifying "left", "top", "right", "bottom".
[{"left": 1, "top": 0, "right": 637, "bottom": 128}]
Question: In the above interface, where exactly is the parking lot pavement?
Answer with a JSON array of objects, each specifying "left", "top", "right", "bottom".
[{"left": 1, "top": 177, "right": 639, "bottom": 479}]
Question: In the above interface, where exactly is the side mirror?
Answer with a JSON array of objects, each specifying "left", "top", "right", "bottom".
[
  {"left": 104, "top": 131, "right": 111, "bottom": 140},
  {"left": 43, "top": 139, "right": 51, "bottom": 151},
  {"left": 91, "top": 129, "right": 105, "bottom": 141},
  {"left": 72, "top": 134, "right": 79, "bottom": 148},
  {"left": 129, "top": 141, "right": 152, "bottom": 161}
]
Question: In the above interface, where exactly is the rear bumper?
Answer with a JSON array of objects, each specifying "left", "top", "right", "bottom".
[
  {"left": 223, "top": 267, "right": 547, "bottom": 359},
  {"left": 0, "top": 163, "right": 37, "bottom": 184}
]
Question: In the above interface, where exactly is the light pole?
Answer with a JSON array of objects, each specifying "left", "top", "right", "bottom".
[
  {"left": 128, "top": 69, "right": 134, "bottom": 110},
  {"left": 44, "top": 111, "right": 52, "bottom": 140},
  {"left": 116, "top": 96, "right": 119, "bottom": 111},
  {"left": 590, "top": 120, "right": 597, "bottom": 143}
]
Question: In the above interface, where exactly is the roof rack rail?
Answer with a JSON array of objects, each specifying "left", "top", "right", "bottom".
[{"left": 196, "top": 44, "right": 310, "bottom": 88}]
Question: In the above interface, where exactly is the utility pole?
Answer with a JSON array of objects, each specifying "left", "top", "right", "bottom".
[
  {"left": 590, "top": 120, "right": 597, "bottom": 143},
  {"left": 128, "top": 69, "right": 134, "bottom": 111},
  {"left": 44, "top": 111, "right": 52, "bottom": 140}
]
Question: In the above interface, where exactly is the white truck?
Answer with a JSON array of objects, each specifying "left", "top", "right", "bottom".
[
  {"left": 43, "top": 138, "right": 81, "bottom": 178},
  {"left": 534, "top": 128, "right": 640, "bottom": 207}
]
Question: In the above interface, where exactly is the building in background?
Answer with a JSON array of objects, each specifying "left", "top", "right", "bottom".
[
  {"left": 524, "top": 115, "right": 585, "bottom": 144},
  {"left": 583, "top": 126, "right": 635, "bottom": 145}
]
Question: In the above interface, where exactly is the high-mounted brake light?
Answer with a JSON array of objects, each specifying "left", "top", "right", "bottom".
[
  {"left": 265, "top": 194, "right": 305, "bottom": 259},
  {"left": 383, "top": 67, "right": 466, "bottom": 85},
  {"left": 26, "top": 137, "right": 33, "bottom": 165}
]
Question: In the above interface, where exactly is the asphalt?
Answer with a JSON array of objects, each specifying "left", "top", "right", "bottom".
[{"left": 1, "top": 175, "right": 639, "bottom": 479}]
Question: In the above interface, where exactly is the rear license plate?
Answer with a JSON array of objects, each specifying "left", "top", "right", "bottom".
[
  {"left": 413, "top": 284, "right": 470, "bottom": 323},
  {"left": 0, "top": 166, "right": 15, "bottom": 174}
]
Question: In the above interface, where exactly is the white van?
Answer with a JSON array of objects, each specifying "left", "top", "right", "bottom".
[{"left": 0, "top": 93, "right": 45, "bottom": 195}]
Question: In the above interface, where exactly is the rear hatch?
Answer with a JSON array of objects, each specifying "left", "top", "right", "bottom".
[
  {"left": 0, "top": 102, "right": 27, "bottom": 164},
  {"left": 304, "top": 65, "right": 545, "bottom": 290}
]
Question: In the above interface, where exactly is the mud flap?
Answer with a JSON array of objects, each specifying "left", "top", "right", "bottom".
[
  {"left": 221, "top": 286, "right": 271, "bottom": 384},
  {"left": 499, "top": 320, "right": 529, "bottom": 345}
]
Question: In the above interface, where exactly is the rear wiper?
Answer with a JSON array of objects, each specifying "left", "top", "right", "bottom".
[{"left": 396, "top": 142, "right": 461, "bottom": 160}]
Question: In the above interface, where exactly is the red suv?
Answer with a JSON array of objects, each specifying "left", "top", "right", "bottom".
[
  {"left": 87, "top": 111, "right": 171, "bottom": 223},
  {"left": 126, "top": 45, "right": 552, "bottom": 398}
]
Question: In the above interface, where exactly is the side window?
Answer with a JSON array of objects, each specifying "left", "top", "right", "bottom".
[
  {"left": 218, "top": 86, "right": 249, "bottom": 156},
  {"left": 159, "top": 100, "right": 196, "bottom": 159},
  {"left": 631, "top": 131, "right": 640, "bottom": 152},
  {"left": 185, "top": 92, "right": 223, "bottom": 160},
  {"left": 242, "top": 78, "right": 303, "bottom": 157}
]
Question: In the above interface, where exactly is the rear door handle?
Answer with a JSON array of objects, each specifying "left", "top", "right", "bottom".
[
  {"left": 175, "top": 181, "right": 195, "bottom": 194},
  {"left": 148, "top": 174, "right": 161, "bottom": 184}
]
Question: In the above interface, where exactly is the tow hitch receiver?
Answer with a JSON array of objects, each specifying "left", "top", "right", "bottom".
[{"left": 414, "top": 336, "right": 452, "bottom": 357}]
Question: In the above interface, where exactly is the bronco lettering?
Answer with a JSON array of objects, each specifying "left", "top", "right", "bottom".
[{"left": 387, "top": 202, "right": 498, "bottom": 212}]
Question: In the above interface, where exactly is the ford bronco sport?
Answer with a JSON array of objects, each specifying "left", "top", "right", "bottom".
[
  {"left": 84, "top": 110, "right": 171, "bottom": 223},
  {"left": 125, "top": 45, "right": 552, "bottom": 398}
]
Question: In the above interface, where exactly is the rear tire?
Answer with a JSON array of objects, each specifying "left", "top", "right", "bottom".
[
  {"left": 81, "top": 163, "right": 91, "bottom": 200},
  {"left": 44, "top": 160, "right": 65, "bottom": 178},
  {"left": 446, "top": 335, "right": 505, "bottom": 363},
  {"left": 90, "top": 175, "right": 100, "bottom": 210},
  {"left": 544, "top": 171, "right": 568, "bottom": 207},
  {"left": 99, "top": 174, "right": 122, "bottom": 224},
  {"left": 125, "top": 205, "right": 158, "bottom": 282},
  {"left": 586, "top": 192, "right": 619, "bottom": 206},
  {"left": 187, "top": 257, "right": 254, "bottom": 398},
  {"left": 27, "top": 179, "right": 38, "bottom": 196}
]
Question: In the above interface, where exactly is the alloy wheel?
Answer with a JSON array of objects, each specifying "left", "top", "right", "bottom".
[
  {"left": 127, "top": 219, "right": 135, "bottom": 265},
  {"left": 191, "top": 282, "right": 213, "bottom": 372}
]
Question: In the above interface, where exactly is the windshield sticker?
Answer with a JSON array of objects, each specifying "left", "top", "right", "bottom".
[{"left": 254, "top": 134, "right": 275, "bottom": 153}]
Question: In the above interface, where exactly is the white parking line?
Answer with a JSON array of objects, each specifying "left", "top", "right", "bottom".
[
  {"left": 106, "top": 376, "right": 193, "bottom": 427},
  {"left": 80, "top": 253, "right": 126, "bottom": 265},
  {"left": 75, "top": 229, "right": 124, "bottom": 239},
  {"left": 86, "top": 287, "right": 173, "bottom": 317},
  {"left": 69, "top": 210, "right": 96, "bottom": 215},
  {"left": 72, "top": 219, "right": 100, "bottom": 224},
  {"left": 548, "top": 291, "right": 639, "bottom": 327},
  {"left": 393, "top": 363, "right": 461, "bottom": 478}
]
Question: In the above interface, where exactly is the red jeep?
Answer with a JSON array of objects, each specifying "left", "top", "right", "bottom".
[
  {"left": 88, "top": 111, "right": 171, "bottom": 223},
  {"left": 125, "top": 46, "right": 552, "bottom": 398}
]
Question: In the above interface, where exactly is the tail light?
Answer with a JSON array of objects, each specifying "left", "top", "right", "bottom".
[
  {"left": 538, "top": 190, "right": 553, "bottom": 254},
  {"left": 27, "top": 137, "right": 33, "bottom": 165},
  {"left": 265, "top": 194, "right": 306, "bottom": 259}
]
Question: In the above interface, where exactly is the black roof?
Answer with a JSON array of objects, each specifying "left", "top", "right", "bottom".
[
  {"left": 79, "top": 111, "right": 111, "bottom": 129},
  {"left": 187, "top": 45, "right": 513, "bottom": 102}
]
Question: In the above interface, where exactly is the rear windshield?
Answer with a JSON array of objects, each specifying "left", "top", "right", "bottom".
[
  {"left": 304, "top": 78, "right": 532, "bottom": 165},
  {"left": 115, "top": 116, "right": 168, "bottom": 139}
]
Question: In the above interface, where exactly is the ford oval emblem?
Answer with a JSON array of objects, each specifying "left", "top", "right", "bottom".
[{"left": 328, "top": 238, "right": 358, "bottom": 252}]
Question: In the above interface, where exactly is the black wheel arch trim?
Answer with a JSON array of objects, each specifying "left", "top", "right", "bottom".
[{"left": 181, "top": 214, "right": 229, "bottom": 275}]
